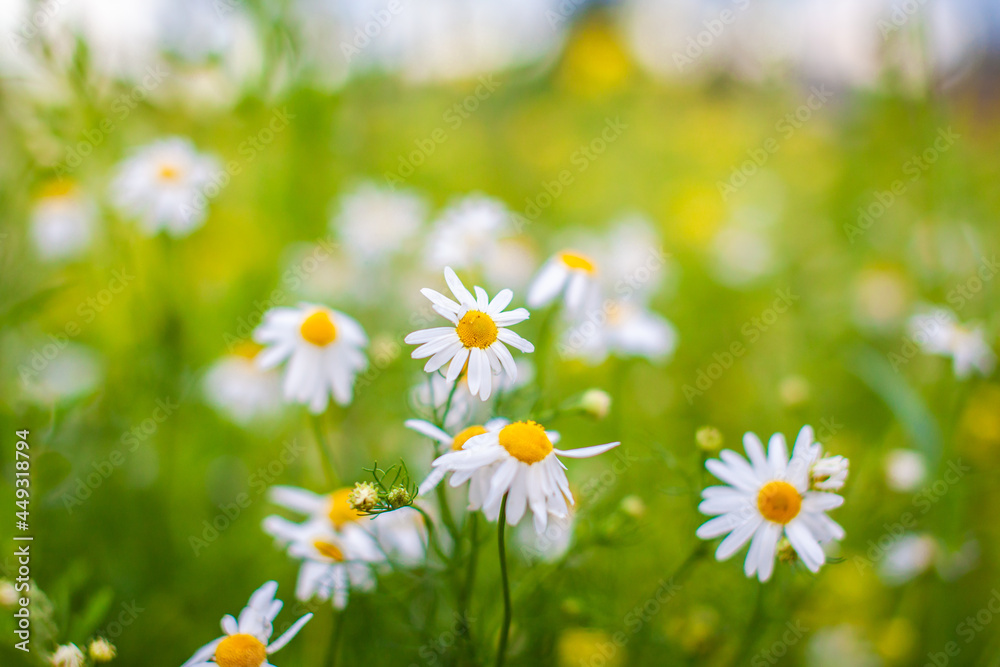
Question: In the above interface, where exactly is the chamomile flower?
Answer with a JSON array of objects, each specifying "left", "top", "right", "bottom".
[
  {"left": 405, "top": 418, "right": 507, "bottom": 495},
  {"left": 561, "top": 300, "right": 678, "bottom": 364},
  {"left": 696, "top": 425, "right": 846, "bottom": 582},
  {"left": 424, "top": 194, "right": 511, "bottom": 270},
  {"left": 527, "top": 249, "right": 601, "bottom": 313},
  {"left": 29, "top": 180, "right": 96, "bottom": 261},
  {"left": 331, "top": 182, "right": 426, "bottom": 260},
  {"left": 430, "top": 420, "right": 619, "bottom": 533},
  {"left": 909, "top": 308, "right": 996, "bottom": 378},
  {"left": 181, "top": 581, "right": 312, "bottom": 667},
  {"left": 202, "top": 342, "right": 283, "bottom": 425},
  {"left": 110, "top": 137, "right": 220, "bottom": 237},
  {"left": 254, "top": 303, "right": 368, "bottom": 413},
  {"left": 405, "top": 267, "right": 533, "bottom": 401}
]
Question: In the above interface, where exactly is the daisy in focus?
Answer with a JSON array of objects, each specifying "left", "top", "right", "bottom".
[
  {"left": 405, "top": 417, "right": 507, "bottom": 495},
  {"left": 527, "top": 249, "right": 601, "bottom": 313},
  {"left": 696, "top": 425, "right": 847, "bottom": 582},
  {"left": 181, "top": 581, "right": 311, "bottom": 667},
  {"left": 405, "top": 267, "right": 533, "bottom": 401},
  {"left": 110, "top": 136, "right": 220, "bottom": 237},
  {"left": 430, "top": 420, "right": 619, "bottom": 533},
  {"left": 908, "top": 308, "right": 995, "bottom": 378},
  {"left": 29, "top": 180, "right": 96, "bottom": 261},
  {"left": 202, "top": 341, "right": 283, "bottom": 425},
  {"left": 254, "top": 303, "right": 368, "bottom": 413}
]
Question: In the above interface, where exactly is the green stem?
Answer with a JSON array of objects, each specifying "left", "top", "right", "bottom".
[
  {"left": 458, "top": 514, "right": 480, "bottom": 659},
  {"left": 495, "top": 494, "right": 512, "bottom": 667},
  {"left": 439, "top": 377, "right": 461, "bottom": 428},
  {"left": 326, "top": 609, "right": 345, "bottom": 667},
  {"left": 309, "top": 413, "right": 340, "bottom": 488}
]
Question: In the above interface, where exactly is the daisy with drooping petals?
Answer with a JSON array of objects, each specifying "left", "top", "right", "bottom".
[
  {"left": 696, "top": 425, "right": 846, "bottom": 582},
  {"left": 405, "top": 418, "right": 507, "bottom": 495},
  {"left": 254, "top": 303, "right": 368, "bottom": 413},
  {"left": 29, "top": 180, "right": 96, "bottom": 261},
  {"left": 110, "top": 137, "right": 221, "bottom": 237},
  {"left": 405, "top": 267, "right": 534, "bottom": 401},
  {"left": 430, "top": 420, "right": 619, "bottom": 533},
  {"left": 527, "top": 250, "right": 602, "bottom": 313},
  {"left": 181, "top": 581, "right": 311, "bottom": 667}
]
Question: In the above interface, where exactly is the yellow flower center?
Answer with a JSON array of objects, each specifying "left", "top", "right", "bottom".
[
  {"left": 38, "top": 179, "right": 76, "bottom": 200},
  {"left": 215, "top": 634, "right": 267, "bottom": 667},
  {"left": 300, "top": 310, "right": 338, "bottom": 346},
  {"left": 451, "top": 425, "right": 487, "bottom": 451},
  {"left": 498, "top": 421, "right": 552, "bottom": 464},
  {"left": 233, "top": 341, "right": 263, "bottom": 359},
  {"left": 756, "top": 481, "right": 802, "bottom": 524},
  {"left": 456, "top": 310, "right": 498, "bottom": 349},
  {"left": 327, "top": 488, "right": 364, "bottom": 528},
  {"left": 158, "top": 163, "right": 182, "bottom": 182},
  {"left": 560, "top": 251, "right": 596, "bottom": 273},
  {"left": 313, "top": 539, "right": 345, "bottom": 562}
]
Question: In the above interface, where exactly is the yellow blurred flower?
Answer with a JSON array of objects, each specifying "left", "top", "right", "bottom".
[
  {"left": 559, "top": 20, "right": 632, "bottom": 98},
  {"left": 558, "top": 628, "right": 625, "bottom": 667}
]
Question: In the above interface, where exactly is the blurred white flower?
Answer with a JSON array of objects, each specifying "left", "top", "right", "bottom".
[
  {"left": 516, "top": 507, "right": 575, "bottom": 563},
  {"left": 29, "top": 180, "right": 96, "bottom": 261},
  {"left": 527, "top": 250, "right": 602, "bottom": 313},
  {"left": 908, "top": 308, "right": 995, "bottom": 378},
  {"left": 560, "top": 300, "right": 678, "bottom": 364},
  {"left": 481, "top": 237, "right": 538, "bottom": 293},
  {"left": 806, "top": 624, "right": 881, "bottom": 667},
  {"left": 878, "top": 533, "right": 936, "bottom": 586},
  {"left": 22, "top": 343, "right": 102, "bottom": 404},
  {"left": 708, "top": 226, "right": 778, "bottom": 287},
  {"left": 424, "top": 194, "right": 511, "bottom": 270},
  {"left": 180, "top": 581, "right": 312, "bottom": 666},
  {"left": 50, "top": 644, "right": 85, "bottom": 667},
  {"left": 405, "top": 267, "right": 533, "bottom": 401},
  {"left": 332, "top": 182, "right": 426, "bottom": 260},
  {"left": 110, "top": 137, "right": 221, "bottom": 237},
  {"left": 202, "top": 343, "right": 283, "bottom": 424},
  {"left": 697, "top": 426, "right": 845, "bottom": 582},
  {"left": 884, "top": 449, "right": 926, "bottom": 492},
  {"left": 430, "top": 420, "right": 618, "bottom": 533},
  {"left": 254, "top": 303, "right": 368, "bottom": 413}
]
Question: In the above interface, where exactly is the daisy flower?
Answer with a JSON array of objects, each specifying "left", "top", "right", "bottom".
[
  {"left": 110, "top": 136, "right": 221, "bottom": 237},
  {"left": 527, "top": 250, "right": 601, "bottom": 313},
  {"left": 424, "top": 194, "right": 511, "bottom": 270},
  {"left": 29, "top": 180, "right": 96, "bottom": 261},
  {"left": 430, "top": 420, "right": 619, "bottom": 533},
  {"left": 181, "top": 581, "right": 312, "bottom": 667},
  {"left": 696, "top": 425, "right": 846, "bottom": 582},
  {"left": 202, "top": 342, "right": 283, "bottom": 425},
  {"left": 405, "top": 418, "right": 507, "bottom": 495},
  {"left": 404, "top": 267, "right": 533, "bottom": 401},
  {"left": 331, "top": 182, "right": 426, "bottom": 260},
  {"left": 561, "top": 300, "right": 678, "bottom": 364},
  {"left": 254, "top": 303, "right": 368, "bottom": 413},
  {"left": 909, "top": 308, "right": 995, "bottom": 378}
]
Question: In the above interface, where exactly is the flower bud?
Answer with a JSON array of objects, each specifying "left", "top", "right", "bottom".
[
  {"left": 348, "top": 482, "right": 378, "bottom": 512},
  {"left": 695, "top": 426, "right": 723, "bottom": 453},
  {"left": 89, "top": 638, "right": 117, "bottom": 663},
  {"left": 580, "top": 389, "right": 612, "bottom": 419}
]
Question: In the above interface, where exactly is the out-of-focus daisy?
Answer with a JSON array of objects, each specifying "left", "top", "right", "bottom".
[
  {"left": 331, "top": 182, "right": 426, "bottom": 260},
  {"left": 254, "top": 303, "right": 368, "bottom": 413},
  {"left": 430, "top": 420, "right": 619, "bottom": 533},
  {"left": 561, "top": 300, "right": 677, "bottom": 364},
  {"left": 696, "top": 425, "right": 846, "bottom": 582},
  {"left": 878, "top": 533, "right": 936, "bottom": 586},
  {"left": 884, "top": 449, "right": 926, "bottom": 493},
  {"left": 424, "top": 194, "right": 511, "bottom": 270},
  {"left": 202, "top": 341, "right": 283, "bottom": 425},
  {"left": 405, "top": 418, "right": 507, "bottom": 495},
  {"left": 527, "top": 250, "right": 601, "bottom": 313},
  {"left": 909, "top": 308, "right": 995, "bottom": 378},
  {"left": 405, "top": 267, "right": 533, "bottom": 401},
  {"left": 29, "top": 180, "right": 96, "bottom": 261},
  {"left": 21, "top": 343, "right": 103, "bottom": 404},
  {"left": 50, "top": 644, "right": 85, "bottom": 667},
  {"left": 110, "top": 136, "right": 220, "bottom": 237},
  {"left": 181, "top": 581, "right": 312, "bottom": 667}
]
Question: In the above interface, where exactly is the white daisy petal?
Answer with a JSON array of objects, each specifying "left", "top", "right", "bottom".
[
  {"left": 716, "top": 515, "right": 762, "bottom": 561},
  {"left": 553, "top": 442, "right": 620, "bottom": 458}
]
